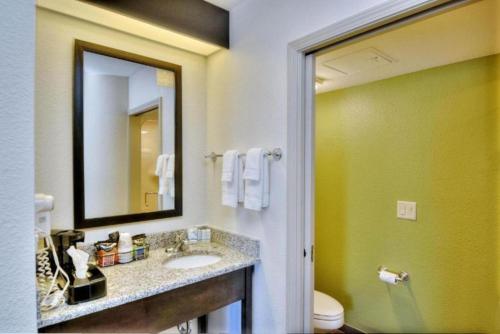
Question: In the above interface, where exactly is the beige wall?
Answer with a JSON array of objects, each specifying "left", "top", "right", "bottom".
[{"left": 36, "top": 8, "right": 208, "bottom": 242}]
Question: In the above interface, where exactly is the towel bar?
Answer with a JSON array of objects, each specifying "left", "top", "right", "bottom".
[{"left": 204, "top": 148, "right": 282, "bottom": 162}]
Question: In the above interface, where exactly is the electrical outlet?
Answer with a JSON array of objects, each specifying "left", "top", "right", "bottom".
[{"left": 397, "top": 201, "right": 417, "bottom": 220}]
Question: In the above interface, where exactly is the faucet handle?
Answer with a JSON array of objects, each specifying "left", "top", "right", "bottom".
[
  {"left": 175, "top": 232, "right": 186, "bottom": 242},
  {"left": 165, "top": 232, "right": 187, "bottom": 254}
]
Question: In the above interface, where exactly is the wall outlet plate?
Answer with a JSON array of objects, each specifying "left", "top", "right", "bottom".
[{"left": 397, "top": 201, "right": 417, "bottom": 220}]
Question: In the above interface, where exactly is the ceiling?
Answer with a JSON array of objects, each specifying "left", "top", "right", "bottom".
[
  {"left": 84, "top": 52, "right": 152, "bottom": 77},
  {"left": 204, "top": 0, "right": 243, "bottom": 10},
  {"left": 316, "top": 0, "right": 500, "bottom": 93}
]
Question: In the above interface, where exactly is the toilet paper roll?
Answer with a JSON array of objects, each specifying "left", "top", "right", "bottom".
[{"left": 379, "top": 270, "right": 398, "bottom": 285}]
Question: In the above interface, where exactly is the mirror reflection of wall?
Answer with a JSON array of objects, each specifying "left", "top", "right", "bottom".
[{"left": 83, "top": 51, "right": 176, "bottom": 219}]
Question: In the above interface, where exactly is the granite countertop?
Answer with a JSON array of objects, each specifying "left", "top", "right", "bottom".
[{"left": 38, "top": 238, "right": 259, "bottom": 328}]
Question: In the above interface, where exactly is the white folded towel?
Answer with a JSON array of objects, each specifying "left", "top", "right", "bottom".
[
  {"left": 155, "top": 154, "right": 165, "bottom": 176},
  {"left": 221, "top": 150, "right": 238, "bottom": 182},
  {"left": 238, "top": 156, "right": 245, "bottom": 203},
  {"left": 166, "top": 154, "right": 175, "bottom": 197},
  {"left": 243, "top": 148, "right": 269, "bottom": 211},
  {"left": 222, "top": 150, "right": 241, "bottom": 208},
  {"left": 243, "top": 148, "right": 261, "bottom": 181},
  {"left": 155, "top": 154, "right": 169, "bottom": 195}
]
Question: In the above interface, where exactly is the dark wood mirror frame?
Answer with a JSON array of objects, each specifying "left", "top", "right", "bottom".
[{"left": 73, "top": 40, "right": 182, "bottom": 229}]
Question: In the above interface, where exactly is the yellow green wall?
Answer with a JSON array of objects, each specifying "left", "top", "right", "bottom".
[{"left": 315, "top": 54, "right": 499, "bottom": 333}]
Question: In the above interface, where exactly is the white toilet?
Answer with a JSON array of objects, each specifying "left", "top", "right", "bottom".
[{"left": 313, "top": 290, "right": 344, "bottom": 331}]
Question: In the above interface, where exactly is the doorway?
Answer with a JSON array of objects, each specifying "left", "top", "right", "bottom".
[
  {"left": 286, "top": 0, "right": 500, "bottom": 332},
  {"left": 129, "top": 107, "right": 161, "bottom": 213}
]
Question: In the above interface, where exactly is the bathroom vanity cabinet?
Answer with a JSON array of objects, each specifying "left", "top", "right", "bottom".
[{"left": 40, "top": 266, "right": 253, "bottom": 333}]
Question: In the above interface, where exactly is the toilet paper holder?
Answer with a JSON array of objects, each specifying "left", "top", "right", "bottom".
[{"left": 377, "top": 266, "right": 409, "bottom": 283}]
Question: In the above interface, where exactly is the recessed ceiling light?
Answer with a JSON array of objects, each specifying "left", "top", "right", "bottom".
[{"left": 315, "top": 77, "right": 326, "bottom": 90}]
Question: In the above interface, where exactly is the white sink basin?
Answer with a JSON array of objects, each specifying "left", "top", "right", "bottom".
[{"left": 163, "top": 254, "right": 222, "bottom": 269}]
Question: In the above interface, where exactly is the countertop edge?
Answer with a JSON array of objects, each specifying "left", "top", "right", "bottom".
[{"left": 37, "top": 258, "right": 259, "bottom": 328}]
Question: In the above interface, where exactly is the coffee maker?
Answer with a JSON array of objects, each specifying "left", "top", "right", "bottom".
[
  {"left": 51, "top": 230, "right": 106, "bottom": 304},
  {"left": 51, "top": 230, "right": 85, "bottom": 274}
]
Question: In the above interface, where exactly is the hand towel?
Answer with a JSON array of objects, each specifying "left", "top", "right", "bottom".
[
  {"left": 238, "top": 156, "right": 245, "bottom": 203},
  {"left": 243, "top": 148, "right": 269, "bottom": 210},
  {"left": 166, "top": 154, "right": 175, "bottom": 197},
  {"left": 243, "top": 148, "right": 262, "bottom": 181},
  {"left": 221, "top": 150, "right": 238, "bottom": 182},
  {"left": 222, "top": 150, "right": 240, "bottom": 208},
  {"left": 155, "top": 154, "right": 169, "bottom": 195},
  {"left": 155, "top": 154, "right": 164, "bottom": 176}
]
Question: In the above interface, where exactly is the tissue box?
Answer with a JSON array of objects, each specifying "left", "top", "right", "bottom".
[{"left": 67, "top": 265, "right": 107, "bottom": 304}]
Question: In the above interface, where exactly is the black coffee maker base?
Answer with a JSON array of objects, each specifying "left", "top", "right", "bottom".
[{"left": 66, "top": 265, "right": 107, "bottom": 305}]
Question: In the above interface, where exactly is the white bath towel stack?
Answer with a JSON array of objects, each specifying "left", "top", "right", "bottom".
[
  {"left": 155, "top": 154, "right": 175, "bottom": 197},
  {"left": 243, "top": 148, "right": 269, "bottom": 211},
  {"left": 221, "top": 150, "right": 243, "bottom": 207}
]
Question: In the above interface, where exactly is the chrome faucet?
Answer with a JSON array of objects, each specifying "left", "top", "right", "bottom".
[{"left": 166, "top": 232, "right": 189, "bottom": 254}]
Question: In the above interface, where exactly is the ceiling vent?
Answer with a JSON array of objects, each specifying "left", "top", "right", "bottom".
[{"left": 322, "top": 47, "right": 395, "bottom": 77}]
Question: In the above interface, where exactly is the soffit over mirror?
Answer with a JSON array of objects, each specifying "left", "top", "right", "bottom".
[
  {"left": 79, "top": 0, "right": 230, "bottom": 48},
  {"left": 36, "top": 0, "right": 222, "bottom": 56}
]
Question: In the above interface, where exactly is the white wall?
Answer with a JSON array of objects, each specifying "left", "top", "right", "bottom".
[
  {"left": 206, "top": 0, "right": 387, "bottom": 332},
  {"left": 0, "top": 0, "right": 37, "bottom": 332},
  {"left": 129, "top": 67, "right": 171, "bottom": 111},
  {"left": 36, "top": 8, "right": 207, "bottom": 242},
  {"left": 84, "top": 74, "right": 129, "bottom": 218}
]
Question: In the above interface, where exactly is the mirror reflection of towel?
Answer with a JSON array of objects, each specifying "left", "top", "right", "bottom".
[
  {"left": 166, "top": 154, "right": 175, "bottom": 197},
  {"left": 155, "top": 154, "right": 169, "bottom": 195}
]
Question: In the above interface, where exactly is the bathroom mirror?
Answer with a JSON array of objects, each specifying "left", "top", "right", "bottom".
[{"left": 74, "top": 40, "right": 182, "bottom": 228}]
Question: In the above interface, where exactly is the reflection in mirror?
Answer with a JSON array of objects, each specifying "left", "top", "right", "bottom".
[{"left": 82, "top": 50, "right": 177, "bottom": 220}]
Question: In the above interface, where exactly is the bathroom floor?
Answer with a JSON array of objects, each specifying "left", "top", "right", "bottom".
[{"left": 331, "top": 325, "right": 364, "bottom": 334}]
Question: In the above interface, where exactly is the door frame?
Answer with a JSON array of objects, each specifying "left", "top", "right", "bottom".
[
  {"left": 285, "top": 0, "right": 474, "bottom": 332},
  {"left": 127, "top": 100, "right": 163, "bottom": 212}
]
